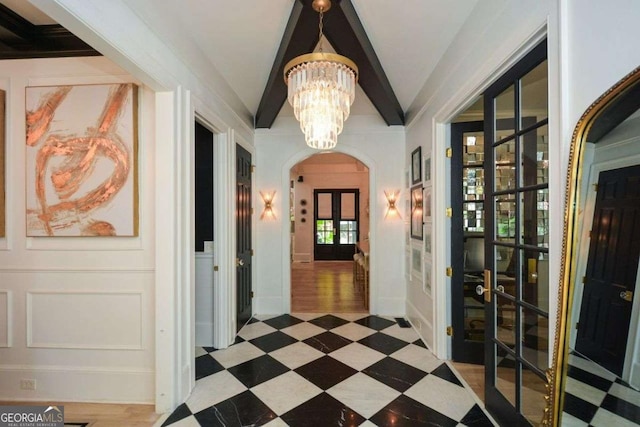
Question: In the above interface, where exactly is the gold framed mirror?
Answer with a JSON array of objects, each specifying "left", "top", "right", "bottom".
[{"left": 548, "top": 65, "right": 640, "bottom": 426}]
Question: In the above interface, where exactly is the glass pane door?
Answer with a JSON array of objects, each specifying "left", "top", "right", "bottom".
[
  {"left": 314, "top": 189, "right": 360, "bottom": 260},
  {"left": 483, "top": 40, "right": 549, "bottom": 426}
]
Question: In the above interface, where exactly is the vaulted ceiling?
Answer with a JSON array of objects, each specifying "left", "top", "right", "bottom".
[{"left": 0, "top": 0, "right": 480, "bottom": 128}]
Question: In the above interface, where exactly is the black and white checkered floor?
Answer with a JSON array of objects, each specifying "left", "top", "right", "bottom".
[
  {"left": 160, "top": 313, "right": 496, "bottom": 426},
  {"left": 562, "top": 351, "right": 640, "bottom": 426}
]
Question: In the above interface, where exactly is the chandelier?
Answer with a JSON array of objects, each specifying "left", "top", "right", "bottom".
[{"left": 284, "top": 0, "right": 358, "bottom": 150}]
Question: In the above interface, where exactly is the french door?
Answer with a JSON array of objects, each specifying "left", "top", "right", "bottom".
[
  {"left": 451, "top": 120, "right": 486, "bottom": 364},
  {"left": 314, "top": 189, "right": 359, "bottom": 260},
  {"left": 482, "top": 40, "right": 549, "bottom": 425}
]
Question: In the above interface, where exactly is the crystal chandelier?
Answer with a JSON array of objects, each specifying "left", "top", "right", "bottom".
[{"left": 284, "top": 0, "right": 358, "bottom": 150}]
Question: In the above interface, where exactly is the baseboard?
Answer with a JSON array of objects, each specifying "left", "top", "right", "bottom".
[
  {"left": 195, "top": 322, "right": 214, "bottom": 347},
  {"left": 406, "top": 300, "right": 434, "bottom": 351},
  {"left": 293, "top": 253, "right": 311, "bottom": 263},
  {"left": 0, "top": 365, "right": 154, "bottom": 404}
]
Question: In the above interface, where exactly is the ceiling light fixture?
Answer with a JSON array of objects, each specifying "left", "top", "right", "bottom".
[{"left": 284, "top": 0, "right": 358, "bottom": 150}]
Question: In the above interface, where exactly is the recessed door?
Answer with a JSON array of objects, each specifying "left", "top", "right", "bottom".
[
  {"left": 236, "top": 144, "right": 252, "bottom": 332},
  {"left": 314, "top": 189, "right": 359, "bottom": 260},
  {"left": 483, "top": 40, "right": 549, "bottom": 425},
  {"left": 576, "top": 165, "right": 640, "bottom": 376}
]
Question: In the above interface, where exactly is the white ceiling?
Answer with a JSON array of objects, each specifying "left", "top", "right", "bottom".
[
  {"left": 6, "top": 0, "right": 480, "bottom": 122},
  {"left": 123, "top": 0, "right": 479, "bottom": 120}
]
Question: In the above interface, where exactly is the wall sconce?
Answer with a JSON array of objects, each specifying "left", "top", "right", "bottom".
[
  {"left": 384, "top": 190, "right": 401, "bottom": 220},
  {"left": 260, "top": 191, "right": 276, "bottom": 220}
]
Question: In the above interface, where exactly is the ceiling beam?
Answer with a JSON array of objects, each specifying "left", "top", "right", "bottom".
[
  {"left": 255, "top": 0, "right": 404, "bottom": 129},
  {"left": 0, "top": 4, "right": 99, "bottom": 59},
  {"left": 325, "top": 0, "right": 404, "bottom": 126}
]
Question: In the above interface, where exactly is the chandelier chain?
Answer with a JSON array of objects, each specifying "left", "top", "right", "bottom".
[{"left": 318, "top": 10, "right": 324, "bottom": 52}]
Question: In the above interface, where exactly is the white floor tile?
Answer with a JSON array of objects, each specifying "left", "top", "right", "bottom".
[
  {"left": 330, "top": 322, "right": 377, "bottom": 341},
  {"left": 290, "top": 313, "right": 325, "bottom": 321},
  {"left": 565, "top": 377, "right": 607, "bottom": 407},
  {"left": 186, "top": 370, "right": 247, "bottom": 413},
  {"left": 262, "top": 418, "right": 290, "bottom": 427},
  {"left": 280, "top": 322, "right": 326, "bottom": 341},
  {"left": 269, "top": 341, "right": 324, "bottom": 369},
  {"left": 405, "top": 374, "right": 476, "bottom": 422},
  {"left": 334, "top": 313, "right": 370, "bottom": 321},
  {"left": 329, "top": 342, "right": 386, "bottom": 371},
  {"left": 380, "top": 324, "right": 419, "bottom": 342},
  {"left": 590, "top": 408, "right": 639, "bottom": 427},
  {"left": 194, "top": 347, "right": 207, "bottom": 357},
  {"left": 609, "top": 382, "right": 640, "bottom": 407},
  {"left": 569, "top": 354, "right": 617, "bottom": 382},
  {"left": 210, "top": 341, "right": 265, "bottom": 368},
  {"left": 251, "top": 371, "right": 323, "bottom": 415},
  {"left": 165, "top": 415, "right": 201, "bottom": 427},
  {"left": 390, "top": 343, "right": 443, "bottom": 373},
  {"left": 327, "top": 372, "right": 401, "bottom": 418},
  {"left": 236, "top": 321, "right": 277, "bottom": 340}
]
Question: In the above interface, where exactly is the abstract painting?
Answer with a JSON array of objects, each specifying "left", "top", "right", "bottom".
[
  {"left": 26, "top": 83, "right": 138, "bottom": 236},
  {"left": 0, "top": 90, "right": 4, "bottom": 237}
]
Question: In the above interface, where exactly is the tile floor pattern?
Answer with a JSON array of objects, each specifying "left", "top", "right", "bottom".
[
  {"left": 161, "top": 313, "right": 496, "bottom": 427},
  {"left": 562, "top": 352, "right": 640, "bottom": 426}
]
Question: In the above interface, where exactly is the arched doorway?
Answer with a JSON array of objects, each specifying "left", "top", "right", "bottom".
[{"left": 289, "top": 153, "right": 370, "bottom": 312}]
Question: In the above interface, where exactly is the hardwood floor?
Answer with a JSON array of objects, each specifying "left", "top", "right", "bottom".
[
  {"left": 291, "top": 261, "right": 367, "bottom": 313},
  {"left": 0, "top": 401, "right": 160, "bottom": 426}
]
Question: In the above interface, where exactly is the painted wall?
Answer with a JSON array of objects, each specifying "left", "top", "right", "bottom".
[
  {"left": 0, "top": 57, "right": 155, "bottom": 403},
  {"left": 254, "top": 116, "right": 405, "bottom": 316}
]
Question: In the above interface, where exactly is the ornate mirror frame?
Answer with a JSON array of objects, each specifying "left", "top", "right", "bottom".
[{"left": 546, "top": 66, "right": 640, "bottom": 426}]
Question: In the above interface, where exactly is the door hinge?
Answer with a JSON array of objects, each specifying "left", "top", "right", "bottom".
[
  {"left": 446, "top": 267, "right": 453, "bottom": 277},
  {"left": 582, "top": 276, "right": 586, "bottom": 284},
  {"left": 446, "top": 326, "right": 453, "bottom": 336},
  {"left": 575, "top": 322, "right": 579, "bottom": 330},
  {"left": 251, "top": 208, "right": 254, "bottom": 215},
  {"left": 593, "top": 183, "right": 598, "bottom": 192},
  {"left": 251, "top": 249, "right": 254, "bottom": 256},
  {"left": 213, "top": 265, "right": 219, "bottom": 272},
  {"left": 445, "top": 207, "right": 453, "bottom": 217},
  {"left": 251, "top": 165, "right": 256, "bottom": 173},
  {"left": 250, "top": 291, "right": 254, "bottom": 298},
  {"left": 446, "top": 147, "right": 452, "bottom": 158}
]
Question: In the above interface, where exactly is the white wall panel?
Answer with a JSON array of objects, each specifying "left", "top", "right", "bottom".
[
  {"left": 27, "top": 291, "right": 142, "bottom": 349},
  {"left": 0, "top": 291, "right": 11, "bottom": 347}
]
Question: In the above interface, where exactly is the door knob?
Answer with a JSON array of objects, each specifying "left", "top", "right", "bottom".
[
  {"left": 236, "top": 258, "right": 244, "bottom": 267},
  {"left": 476, "top": 284, "right": 490, "bottom": 296},
  {"left": 620, "top": 290, "right": 633, "bottom": 302}
]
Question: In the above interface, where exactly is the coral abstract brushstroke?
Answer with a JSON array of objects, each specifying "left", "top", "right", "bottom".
[{"left": 25, "top": 84, "right": 134, "bottom": 236}]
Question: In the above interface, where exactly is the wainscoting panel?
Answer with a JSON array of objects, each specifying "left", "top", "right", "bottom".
[
  {"left": 27, "top": 291, "right": 143, "bottom": 349},
  {"left": 0, "top": 290, "right": 11, "bottom": 347}
]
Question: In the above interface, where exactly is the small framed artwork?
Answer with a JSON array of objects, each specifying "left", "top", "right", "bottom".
[
  {"left": 410, "top": 185, "right": 423, "bottom": 240},
  {"left": 405, "top": 168, "right": 410, "bottom": 190},
  {"left": 424, "top": 222, "right": 432, "bottom": 255},
  {"left": 411, "top": 146, "right": 422, "bottom": 185},
  {"left": 423, "top": 186, "right": 432, "bottom": 223},
  {"left": 423, "top": 152, "right": 431, "bottom": 185},
  {"left": 411, "top": 244, "right": 422, "bottom": 278}
]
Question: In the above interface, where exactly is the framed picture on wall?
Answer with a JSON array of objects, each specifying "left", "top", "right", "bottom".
[
  {"left": 423, "top": 186, "right": 432, "bottom": 223},
  {"left": 423, "top": 152, "right": 431, "bottom": 185},
  {"left": 410, "top": 185, "right": 423, "bottom": 240},
  {"left": 411, "top": 243, "right": 422, "bottom": 279},
  {"left": 424, "top": 222, "right": 432, "bottom": 255},
  {"left": 423, "top": 258, "right": 432, "bottom": 295},
  {"left": 411, "top": 146, "right": 422, "bottom": 185}
]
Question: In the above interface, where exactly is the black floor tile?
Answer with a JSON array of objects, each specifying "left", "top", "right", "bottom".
[
  {"left": 281, "top": 392, "right": 365, "bottom": 427},
  {"left": 430, "top": 363, "right": 463, "bottom": 387},
  {"left": 358, "top": 331, "right": 409, "bottom": 355},
  {"left": 308, "top": 314, "right": 350, "bottom": 330},
  {"left": 355, "top": 315, "right": 396, "bottom": 331},
  {"left": 227, "top": 354, "right": 290, "bottom": 388},
  {"left": 294, "top": 355, "right": 358, "bottom": 390},
  {"left": 161, "top": 403, "right": 192, "bottom": 426},
  {"left": 202, "top": 346, "right": 217, "bottom": 353},
  {"left": 193, "top": 390, "right": 277, "bottom": 426},
  {"left": 303, "top": 331, "right": 352, "bottom": 353},
  {"left": 562, "top": 392, "right": 598, "bottom": 423},
  {"left": 195, "top": 354, "right": 225, "bottom": 380},
  {"left": 413, "top": 338, "right": 427, "bottom": 348},
  {"left": 362, "top": 357, "right": 427, "bottom": 392},
  {"left": 248, "top": 317, "right": 260, "bottom": 324},
  {"left": 460, "top": 404, "right": 495, "bottom": 426},
  {"left": 567, "top": 365, "right": 614, "bottom": 392},
  {"left": 262, "top": 314, "right": 304, "bottom": 330},
  {"left": 249, "top": 331, "right": 298, "bottom": 353},
  {"left": 370, "top": 394, "right": 458, "bottom": 427},
  {"left": 601, "top": 393, "right": 640, "bottom": 424}
]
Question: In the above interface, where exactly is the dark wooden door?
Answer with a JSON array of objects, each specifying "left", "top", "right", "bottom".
[
  {"left": 314, "top": 189, "right": 359, "bottom": 260},
  {"left": 236, "top": 144, "right": 252, "bottom": 332},
  {"left": 576, "top": 165, "right": 640, "bottom": 376},
  {"left": 451, "top": 120, "right": 486, "bottom": 364}
]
